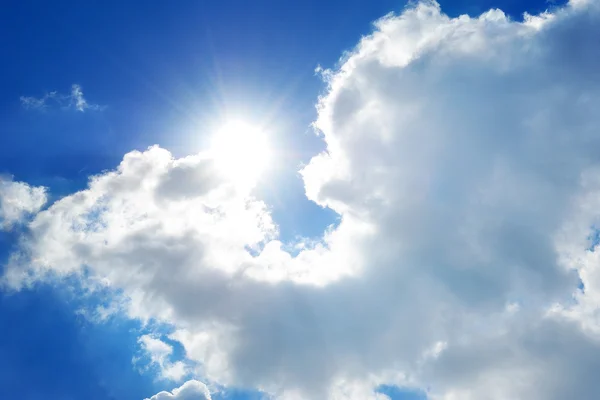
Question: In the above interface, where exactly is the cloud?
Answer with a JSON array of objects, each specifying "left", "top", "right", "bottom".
[
  {"left": 419, "top": 314, "right": 600, "bottom": 399},
  {"left": 138, "top": 334, "right": 189, "bottom": 382},
  {"left": 5, "top": 1, "right": 600, "bottom": 399},
  {"left": 146, "top": 380, "right": 211, "bottom": 400},
  {"left": 20, "top": 84, "right": 103, "bottom": 112},
  {"left": 0, "top": 177, "right": 46, "bottom": 230}
]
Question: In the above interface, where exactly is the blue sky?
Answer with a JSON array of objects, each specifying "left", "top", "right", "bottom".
[{"left": 2, "top": 0, "right": 594, "bottom": 399}]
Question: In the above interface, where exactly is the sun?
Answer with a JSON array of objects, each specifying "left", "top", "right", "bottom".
[{"left": 209, "top": 120, "right": 272, "bottom": 184}]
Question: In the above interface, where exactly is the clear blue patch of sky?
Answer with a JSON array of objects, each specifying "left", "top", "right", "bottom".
[
  {"left": 377, "top": 385, "right": 429, "bottom": 400},
  {"left": 0, "top": 284, "right": 159, "bottom": 400}
]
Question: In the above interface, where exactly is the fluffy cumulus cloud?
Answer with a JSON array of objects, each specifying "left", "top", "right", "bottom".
[
  {"left": 145, "top": 380, "right": 211, "bottom": 400},
  {"left": 0, "top": 177, "right": 46, "bottom": 230},
  {"left": 20, "top": 84, "right": 103, "bottom": 112},
  {"left": 6, "top": 0, "right": 600, "bottom": 399}
]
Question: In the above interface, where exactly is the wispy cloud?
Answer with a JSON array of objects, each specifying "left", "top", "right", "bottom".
[
  {"left": 20, "top": 84, "right": 104, "bottom": 112},
  {"left": 136, "top": 335, "right": 189, "bottom": 382}
]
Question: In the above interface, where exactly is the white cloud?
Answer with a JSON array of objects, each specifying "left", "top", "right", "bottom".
[
  {"left": 6, "top": 1, "right": 600, "bottom": 399},
  {"left": 0, "top": 177, "right": 46, "bottom": 230},
  {"left": 20, "top": 84, "right": 103, "bottom": 112},
  {"left": 146, "top": 380, "right": 211, "bottom": 400},
  {"left": 138, "top": 334, "right": 189, "bottom": 382}
]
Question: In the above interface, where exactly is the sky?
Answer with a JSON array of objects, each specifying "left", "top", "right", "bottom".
[{"left": 7, "top": 0, "right": 600, "bottom": 399}]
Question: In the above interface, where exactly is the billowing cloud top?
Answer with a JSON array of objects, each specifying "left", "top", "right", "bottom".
[
  {"left": 145, "top": 380, "right": 211, "bottom": 400},
  {"left": 6, "top": 1, "right": 600, "bottom": 399}
]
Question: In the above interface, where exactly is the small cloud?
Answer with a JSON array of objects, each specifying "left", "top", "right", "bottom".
[
  {"left": 146, "top": 380, "right": 212, "bottom": 400},
  {"left": 0, "top": 176, "right": 47, "bottom": 230},
  {"left": 20, "top": 84, "right": 104, "bottom": 112},
  {"left": 137, "top": 334, "right": 190, "bottom": 382}
]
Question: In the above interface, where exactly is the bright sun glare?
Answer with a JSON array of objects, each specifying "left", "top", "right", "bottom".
[{"left": 210, "top": 120, "right": 272, "bottom": 184}]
